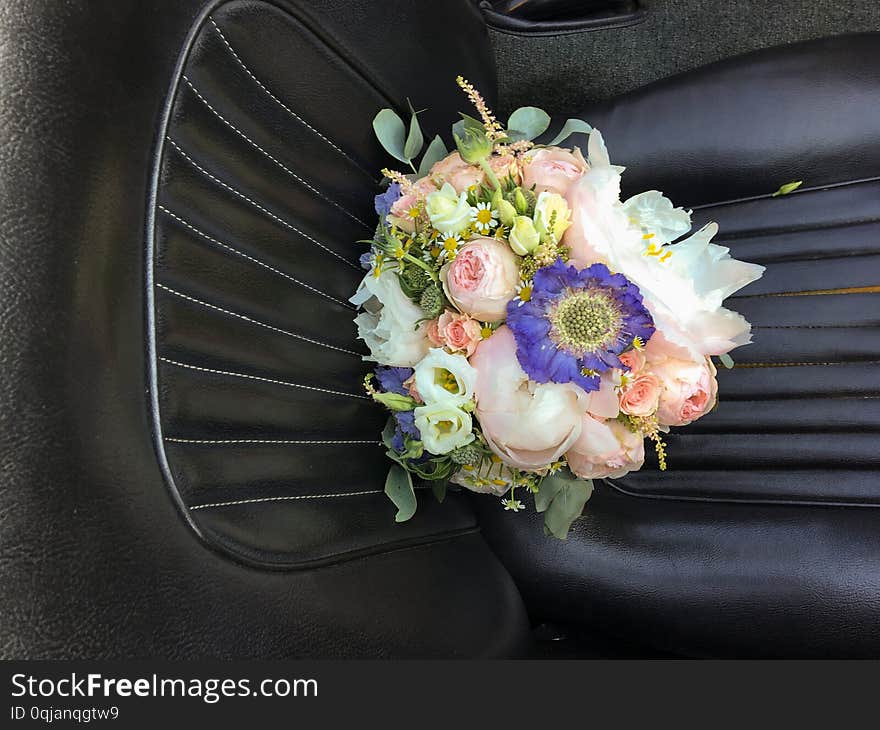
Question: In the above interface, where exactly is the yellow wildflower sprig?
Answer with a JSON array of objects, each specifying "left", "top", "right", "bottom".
[{"left": 381, "top": 167, "right": 415, "bottom": 194}]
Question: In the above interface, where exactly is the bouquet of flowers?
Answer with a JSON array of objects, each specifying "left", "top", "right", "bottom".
[{"left": 352, "top": 77, "right": 764, "bottom": 538}]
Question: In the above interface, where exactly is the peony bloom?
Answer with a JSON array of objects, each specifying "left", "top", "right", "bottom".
[
  {"left": 441, "top": 237, "right": 519, "bottom": 322},
  {"left": 428, "top": 310, "right": 483, "bottom": 356},
  {"left": 621, "top": 190, "right": 691, "bottom": 245},
  {"left": 413, "top": 399, "right": 474, "bottom": 454},
  {"left": 412, "top": 348, "right": 477, "bottom": 405},
  {"left": 425, "top": 182, "right": 471, "bottom": 235},
  {"left": 430, "top": 151, "right": 518, "bottom": 194},
  {"left": 521, "top": 146, "right": 589, "bottom": 197},
  {"left": 651, "top": 354, "right": 718, "bottom": 427},
  {"left": 350, "top": 268, "right": 429, "bottom": 366},
  {"left": 470, "top": 326, "right": 589, "bottom": 471},
  {"left": 619, "top": 372, "right": 662, "bottom": 417},
  {"left": 566, "top": 417, "right": 645, "bottom": 480}
]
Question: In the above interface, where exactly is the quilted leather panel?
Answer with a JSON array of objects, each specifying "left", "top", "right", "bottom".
[{"left": 149, "top": 1, "right": 481, "bottom": 566}]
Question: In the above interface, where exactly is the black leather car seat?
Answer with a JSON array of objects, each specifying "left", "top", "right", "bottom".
[
  {"left": 0, "top": 0, "right": 529, "bottom": 658},
  {"left": 477, "top": 34, "right": 880, "bottom": 657}
]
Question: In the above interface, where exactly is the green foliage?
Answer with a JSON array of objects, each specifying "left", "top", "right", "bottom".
[
  {"left": 772, "top": 180, "right": 803, "bottom": 197},
  {"left": 534, "top": 469, "right": 594, "bottom": 539},
  {"left": 385, "top": 464, "right": 417, "bottom": 523},
  {"left": 507, "top": 106, "right": 551, "bottom": 142},
  {"left": 547, "top": 118, "right": 593, "bottom": 146},
  {"left": 418, "top": 135, "right": 448, "bottom": 177},
  {"left": 373, "top": 106, "right": 425, "bottom": 168}
]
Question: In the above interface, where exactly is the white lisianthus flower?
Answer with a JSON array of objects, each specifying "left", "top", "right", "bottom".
[
  {"left": 508, "top": 215, "right": 541, "bottom": 255},
  {"left": 350, "top": 268, "right": 429, "bottom": 366},
  {"left": 425, "top": 182, "right": 471, "bottom": 235},
  {"left": 533, "top": 191, "right": 571, "bottom": 243},
  {"left": 413, "top": 399, "right": 474, "bottom": 454},
  {"left": 413, "top": 348, "right": 477, "bottom": 404},
  {"left": 622, "top": 190, "right": 692, "bottom": 244},
  {"left": 450, "top": 460, "right": 514, "bottom": 496}
]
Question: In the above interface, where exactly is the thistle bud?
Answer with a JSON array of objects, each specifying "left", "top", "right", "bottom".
[
  {"left": 450, "top": 443, "right": 482, "bottom": 466},
  {"left": 419, "top": 284, "right": 444, "bottom": 318}
]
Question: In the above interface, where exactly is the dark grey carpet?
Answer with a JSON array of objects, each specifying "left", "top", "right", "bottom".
[{"left": 490, "top": 0, "right": 880, "bottom": 117}]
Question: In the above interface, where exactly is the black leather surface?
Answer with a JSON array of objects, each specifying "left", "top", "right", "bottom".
[
  {"left": 0, "top": 0, "right": 528, "bottom": 657},
  {"left": 479, "top": 34, "right": 880, "bottom": 657}
]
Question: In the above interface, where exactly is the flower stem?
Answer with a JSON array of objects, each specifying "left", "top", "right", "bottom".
[
  {"left": 478, "top": 158, "right": 501, "bottom": 191},
  {"left": 402, "top": 252, "right": 438, "bottom": 282}
]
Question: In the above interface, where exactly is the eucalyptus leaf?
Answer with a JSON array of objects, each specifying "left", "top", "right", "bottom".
[
  {"left": 534, "top": 472, "right": 567, "bottom": 512},
  {"left": 381, "top": 417, "right": 397, "bottom": 450},
  {"left": 547, "top": 118, "right": 593, "bottom": 146},
  {"left": 385, "top": 464, "right": 417, "bottom": 523},
  {"left": 418, "top": 135, "right": 448, "bottom": 176},
  {"left": 507, "top": 106, "right": 551, "bottom": 142},
  {"left": 543, "top": 477, "right": 594, "bottom": 540},
  {"left": 431, "top": 478, "right": 448, "bottom": 504},
  {"left": 772, "top": 180, "right": 803, "bottom": 197},
  {"left": 373, "top": 108, "right": 408, "bottom": 163},
  {"left": 404, "top": 110, "right": 424, "bottom": 161}
]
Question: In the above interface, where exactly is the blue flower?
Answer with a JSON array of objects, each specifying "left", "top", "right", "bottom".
[
  {"left": 359, "top": 250, "right": 374, "bottom": 270},
  {"left": 391, "top": 410, "right": 419, "bottom": 452},
  {"left": 375, "top": 366, "right": 413, "bottom": 396},
  {"left": 506, "top": 260, "right": 654, "bottom": 392},
  {"left": 374, "top": 182, "right": 402, "bottom": 218}
]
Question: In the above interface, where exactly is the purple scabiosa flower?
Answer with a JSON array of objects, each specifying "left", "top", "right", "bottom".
[
  {"left": 375, "top": 365, "right": 413, "bottom": 396},
  {"left": 505, "top": 260, "right": 654, "bottom": 392},
  {"left": 374, "top": 182, "right": 402, "bottom": 219},
  {"left": 359, "top": 250, "right": 374, "bottom": 270}
]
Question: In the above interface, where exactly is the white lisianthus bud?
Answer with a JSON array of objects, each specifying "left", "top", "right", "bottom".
[
  {"left": 508, "top": 215, "right": 541, "bottom": 255},
  {"left": 414, "top": 399, "right": 475, "bottom": 454},
  {"left": 534, "top": 191, "right": 572, "bottom": 243},
  {"left": 413, "top": 348, "right": 477, "bottom": 404},
  {"left": 426, "top": 182, "right": 471, "bottom": 235}
]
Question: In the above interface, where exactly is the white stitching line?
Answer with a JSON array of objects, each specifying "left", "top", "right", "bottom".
[
  {"left": 166, "top": 437, "right": 380, "bottom": 445},
  {"left": 165, "top": 137, "right": 360, "bottom": 270},
  {"left": 157, "top": 206, "right": 353, "bottom": 309},
  {"left": 208, "top": 17, "right": 374, "bottom": 180},
  {"left": 190, "top": 490, "right": 381, "bottom": 510},
  {"left": 159, "top": 357, "right": 369, "bottom": 400},
  {"left": 156, "top": 283, "right": 361, "bottom": 357},
  {"left": 181, "top": 75, "right": 371, "bottom": 231}
]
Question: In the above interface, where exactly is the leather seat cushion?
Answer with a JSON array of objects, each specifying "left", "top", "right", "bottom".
[{"left": 478, "top": 34, "right": 880, "bottom": 657}]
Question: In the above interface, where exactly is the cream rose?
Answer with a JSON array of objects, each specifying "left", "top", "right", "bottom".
[
  {"left": 425, "top": 182, "right": 471, "bottom": 235},
  {"left": 521, "top": 146, "right": 589, "bottom": 196},
  {"left": 413, "top": 399, "right": 474, "bottom": 454},
  {"left": 566, "top": 417, "right": 645, "bottom": 480},
  {"left": 533, "top": 191, "right": 572, "bottom": 243},
  {"left": 350, "top": 268, "right": 429, "bottom": 366},
  {"left": 441, "top": 237, "right": 519, "bottom": 322}
]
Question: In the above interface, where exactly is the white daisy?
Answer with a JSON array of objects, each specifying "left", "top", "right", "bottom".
[{"left": 470, "top": 202, "right": 498, "bottom": 234}]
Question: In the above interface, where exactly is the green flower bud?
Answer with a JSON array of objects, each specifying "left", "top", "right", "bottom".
[
  {"left": 508, "top": 216, "right": 541, "bottom": 256},
  {"left": 453, "top": 127, "right": 492, "bottom": 165},
  {"left": 420, "top": 284, "right": 444, "bottom": 318},
  {"left": 372, "top": 392, "right": 416, "bottom": 411},
  {"left": 450, "top": 443, "right": 482, "bottom": 466},
  {"left": 492, "top": 188, "right": 517, "bottom": 227}
]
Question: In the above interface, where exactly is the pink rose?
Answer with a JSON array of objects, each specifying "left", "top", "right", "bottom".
[
  {"left": 431, "top": 310, "right": 483, "bottom": 356},
  {"left": 522, "top": 146, "right": 589, "bottom": 197},
  {"left": 619, "top": 373, "right": 662, "bottom": 417},
  {"left": 471, "top": 326, "right": 588, "bottom": 471},
  {"left": 566, "top": 417, "right": 645, "bottom": 480},
  {"left": 652, "top": 356, "right": 718, "bottom": 427},
  {"left": 441, "top": 237, "right": 519, "bottom": 322},
  {"left": 388, "top": 177, "right": 436, "bottom": 232},
  {"left": 430, "top": 152, "right": 519, "bottom": 193}
]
